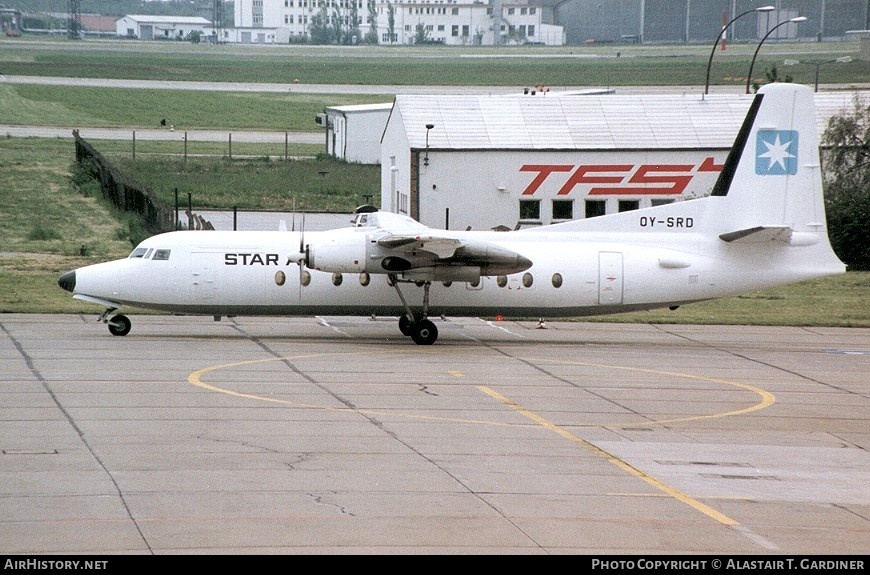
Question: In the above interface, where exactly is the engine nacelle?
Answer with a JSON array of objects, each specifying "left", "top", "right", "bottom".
[{"left": 305, "top": 229, "right": 367, "bottom": 273}]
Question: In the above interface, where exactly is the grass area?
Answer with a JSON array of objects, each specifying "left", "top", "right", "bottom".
[
  {"left": 110, "top": 155, "right": 381, "bottom": 212},
  {"left": 3, "top": 38, "right": 868, "bottom": 88},
  {"left": 2, "top": 40, "right": 867, "bottom": 138},
  {"left": 87, "top": 138, "right": 323, "bottom": 160},
  {"left": 0, "top": 138, "right": 135, "bottom": 259},
  {"left": 0, "top": 84, "right": 392, "bottom": 131}
]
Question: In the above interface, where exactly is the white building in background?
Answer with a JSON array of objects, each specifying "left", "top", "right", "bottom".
[
  {"left": 115, "top": 15, "right": 212, "bottom": 40},
  {"left": 317, "top": 103, "right": 393, "bottom": 164},
  {"left": 233, "top": 0, "right": 564, "bottom": 46}
]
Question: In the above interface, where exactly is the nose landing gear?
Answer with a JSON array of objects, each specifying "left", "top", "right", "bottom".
[{"left": 98, "top": 308, "right": 131, "bottom": 336}]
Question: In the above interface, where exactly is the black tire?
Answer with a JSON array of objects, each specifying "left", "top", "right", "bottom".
[
  {"left": 398, "top": 314, "right": 414, "bottom": 336},
  {"left": 411, "top": 319, "right": 438, "bottom": 345},
  {"left": 108, "top": 314, "right": 131, "bottom": 336}
]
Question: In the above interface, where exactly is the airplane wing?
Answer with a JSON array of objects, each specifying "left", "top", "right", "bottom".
[
  {"left": 307, "top": 210, "right": 532, "bottom": 281},
  {"left": 373, "top": 230, "right": 532, "bottom": 280},
  {"left": 377, "top": 234, "right": 463, "bottom": 259}
]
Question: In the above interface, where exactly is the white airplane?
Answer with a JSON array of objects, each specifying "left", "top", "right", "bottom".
[{"left": 58, "top": 83, "right": 845, "bottom": 344}]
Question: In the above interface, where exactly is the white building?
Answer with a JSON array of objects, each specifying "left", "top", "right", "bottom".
[
  {"left": 234, "top": 0, "right": 564, "bottom": 46},
  {"left": 379, "top": 91, "right": 857, "bottom": 231},
  {"left": 115, "top": 15, "right": 212, "bottom": 40},
  {"left": 317, "top": 103, "right": 393, "bottom": 164}
]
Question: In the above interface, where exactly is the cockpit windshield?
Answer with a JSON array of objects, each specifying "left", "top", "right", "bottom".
[
  {"left": 128, "top": 247, "right": 170, "bottom": 260},
  {"left": 129, "top": 247, "right": 149, "bottom": 259}
]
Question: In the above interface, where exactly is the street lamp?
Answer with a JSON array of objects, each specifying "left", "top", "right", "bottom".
[
  {"left": 784, "top": 56, "right": 853, "bottom": 91},
  {"left": 423, "top": 123, "right": 434, "bottom": 166},
  {"left": 746, "top": 16, "right": 808, "bottom": 94},
  {"left": 705, "top": 5, "right": 774, "bottom": 95}
]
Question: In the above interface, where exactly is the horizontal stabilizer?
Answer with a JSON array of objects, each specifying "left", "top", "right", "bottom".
[{"left": 719, "top": 226, "right": 792, "bottom": 244}]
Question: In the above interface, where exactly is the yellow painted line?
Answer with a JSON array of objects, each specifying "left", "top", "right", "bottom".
[{"left": 479, "top": 385, "right": 740, "bottom": 526}]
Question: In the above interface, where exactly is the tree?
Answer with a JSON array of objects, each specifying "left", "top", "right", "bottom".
[
  {"left": 347, "top": 0, "right": 361, "bottom": 44},
  {"left": 308, "top": 1, "right": 332, "bottom": 44},
  {"left": 364, "top": 0, "right": 378, "bottom": 44},
  {"left": 751, "top": 64, "right": 793, "bottom": 93},
  {"left": 414, "top": 22, "right": 429, "bottom": 44},
  {"left": 387, "top": 2, "right": 395, "bottom": 45},
  {"left": 331, "top": 6, "right": 343, "bottom": 44},
  {"left": 821, "top": 93, "right": 870, "bottom": 271}
]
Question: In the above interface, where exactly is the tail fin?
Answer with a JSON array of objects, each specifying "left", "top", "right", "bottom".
[
  {"left": 713, "top": 83, "right": 827, "bottom": 238},
  {"left": 710, "top": 83, "right": 844, "bottom": 278}
]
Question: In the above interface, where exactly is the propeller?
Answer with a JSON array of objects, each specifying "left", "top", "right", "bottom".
[{"left": 287, "top": 212, "right": 307, "bottom": 301}]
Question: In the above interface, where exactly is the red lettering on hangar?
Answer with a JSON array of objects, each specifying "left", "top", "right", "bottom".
[{"left": 519, "top": 158, "right": 723, "bottom": 196}]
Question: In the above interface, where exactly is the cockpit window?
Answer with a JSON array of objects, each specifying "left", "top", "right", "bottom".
[
  {"left": 129, "top": 247, "right": 148, "bottom": 259},
  {"left": 153, "top": 249, "right": 171, "bottom": 261}
]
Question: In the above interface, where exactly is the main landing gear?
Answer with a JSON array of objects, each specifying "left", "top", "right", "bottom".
[
  {"left": 389, "top": 274, "right": 438, "bottom": 345},
  {"left": 99, "top": 308, "right": 131, "bottom": 336}
]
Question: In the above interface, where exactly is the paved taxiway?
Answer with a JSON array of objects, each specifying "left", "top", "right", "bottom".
[{"left": 1, "top": 314, "right": 868, "bottom": 554}]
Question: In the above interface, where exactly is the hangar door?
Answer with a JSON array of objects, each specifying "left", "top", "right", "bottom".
[{"left": 598, "top": 252, "right": 623, "bottom": 305}]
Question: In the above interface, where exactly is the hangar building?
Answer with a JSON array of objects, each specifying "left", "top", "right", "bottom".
[{"left": 379, "top": 91, "right": 856, "bottom": 231}]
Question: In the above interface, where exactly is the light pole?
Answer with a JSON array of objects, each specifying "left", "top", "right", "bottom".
[
  {"left": 746, "top": 16, "right": 807, "bottom": 94},
  {"left": 704, "top": 5, "right": 774, "bottom": 95},
  {"left": 784, "top": 56, "right": 853, "bottom": 91}
]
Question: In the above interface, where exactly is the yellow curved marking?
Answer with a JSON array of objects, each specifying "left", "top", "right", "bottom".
[
  {"left": 189, "top": 353, "right": 774, "bottom": 428},
  {"left": 188, "top": 352, "right": 529, "bottom": 426},
  {"left": 479, "top": 385, "right": 739, "bottom": 526},
  {"left": 521, "top": 358, "right": 776, "bottom": 426}
]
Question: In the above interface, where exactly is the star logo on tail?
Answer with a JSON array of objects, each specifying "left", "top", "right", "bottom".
[{"left": 755, "top": 130, "right": 798, "bottom": 175}]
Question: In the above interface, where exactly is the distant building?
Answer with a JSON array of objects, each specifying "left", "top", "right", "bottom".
[
  {"left": 116, "top": 15, "right": 212, "bottom": 40},
  {"left": 233, "top": 0, "right": 565, "bottom": 46},
  {"left": 233, "top": 0, "right": 867, "bottom": 45}
]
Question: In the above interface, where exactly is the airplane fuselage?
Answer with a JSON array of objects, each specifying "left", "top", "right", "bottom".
[{"left": 68, "top": 226, "right": 828, "bottom": 320}]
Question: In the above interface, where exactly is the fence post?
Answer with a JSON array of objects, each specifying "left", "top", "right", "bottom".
[
  {"left": 228, "top": 133, "right": 232, "bottom": 159},
  {"left": 132, "top": 130, "right": 136, "bottom": 160},
  {"left": 174, "top": 188, "right": 179, "bottom": 231}
]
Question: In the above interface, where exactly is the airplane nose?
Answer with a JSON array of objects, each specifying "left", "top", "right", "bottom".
[{"left": 58, "top": 270, "right": 76, "bottom": 293}]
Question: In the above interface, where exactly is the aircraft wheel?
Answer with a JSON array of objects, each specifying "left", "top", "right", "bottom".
[
  {"left": 107, "top": 314, "right": 131, "bottom": 336},
  {"left": 411, "top": 319, "right": 438, "bottom": 345},
  {"left": 398, "top": 314, "right": 414, "bottom": 336}
]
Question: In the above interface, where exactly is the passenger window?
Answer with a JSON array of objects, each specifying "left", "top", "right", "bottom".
[{"left": 153, "top": 249, "right": 171, "bottom": 261}]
